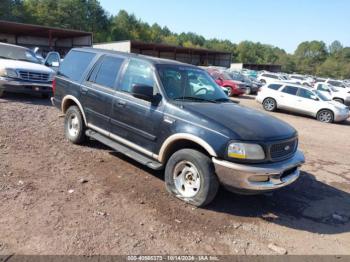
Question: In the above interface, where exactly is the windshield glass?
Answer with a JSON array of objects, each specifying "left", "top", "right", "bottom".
[
  {"left": 314, "top": 90, "right": 331, "bottom": 101},
  {"left": 157, "top": 65, "right": 229, "bottom": 102},
  {"left": 0, "top": 45, "right": 40, "bottom": 64}
]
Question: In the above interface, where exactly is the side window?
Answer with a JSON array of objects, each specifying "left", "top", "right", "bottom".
[
  {"left": 317, "top": 84, "right": 329, "bottom": 92},
  {"left": 298, "top": 88, "right": 314, "bottom": 99},
  {"left": 58, "top": 51, "right": 96, "bottom": 82},
  {"left": 265, "top": 74, "right": 277, "bottom": 79},
  {"left": 268, "top": 84, "right": 282, "bottom": 90},
  {"left": 88, "top": 56, "right": 124, "bottom": 88},
  {"left": 120, "top": 59, "right": 155, "bottom": 93},
  {"left": 45, "top": 52, "right": 60, "bottom": 66},
  {"left": 282, "top": 86, "right": 298, "bottom": 95}
]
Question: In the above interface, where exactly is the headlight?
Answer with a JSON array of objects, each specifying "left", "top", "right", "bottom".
[
  {"left": 228, "top": 142, "right": 265, "bottom": 160},
  {"left": 0, "top": 68, "right": 18, "bottom": 78}
]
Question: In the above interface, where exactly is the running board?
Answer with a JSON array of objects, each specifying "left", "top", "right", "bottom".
[{"left": 86, "top": 129, "right": 163, "bottom": 170}]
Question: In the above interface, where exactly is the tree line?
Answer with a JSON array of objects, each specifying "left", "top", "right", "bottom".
[{"left": 1, "top": 0, "right": 350, "bottom": 79}]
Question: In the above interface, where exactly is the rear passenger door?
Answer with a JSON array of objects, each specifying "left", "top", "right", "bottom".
[
  {"left": 110, "top": 58, "right": 164, "bottom": 153},
  {"left": 81, "top": 55, "right": 126, "bottom": 130}
]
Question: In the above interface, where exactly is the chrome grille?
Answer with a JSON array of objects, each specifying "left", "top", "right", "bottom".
[
  {"left": 269, "top": 138, "right": 297, "bottom": 161},
  {"left": 18, "top": 71, "right": 50, "bottom": 82}
]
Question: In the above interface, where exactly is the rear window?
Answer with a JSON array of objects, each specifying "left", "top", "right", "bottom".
[
  {"left": 282, "top": 86, "right": 298, "bottom": 95},
  {"left": 268, "top": 84, "right": 282, "bottom": 90},
  {"left": 58, "top": 50, "right": 95, "bottom": 82}
]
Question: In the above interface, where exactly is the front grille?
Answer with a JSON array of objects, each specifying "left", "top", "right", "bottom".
[
  {"left": 18, "top": 71, "right": 50, "bottom": 82},
  {"left": 269, "top": 138, "right": 297, "bottom": 161}
]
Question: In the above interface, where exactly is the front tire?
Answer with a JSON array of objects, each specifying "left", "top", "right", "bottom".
[
  {"left": 317, "top": 109, "right": 334, "bottom": 123},
  {"left": 64, "top": 106, "right": 86, "bottom": 144},
  {"left": 225, "top": 86, "right": 232, "bottom": 97},
  {"left": 165, "top": 149, "right": 219, "bottom": 207},
  {"left": 263, "top": 98, "right": 277, "bottom": 112}
]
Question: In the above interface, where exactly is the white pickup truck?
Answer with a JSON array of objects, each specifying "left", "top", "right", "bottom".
[{"left": 0, "top": 42, "right": 60, "bottom": 98}]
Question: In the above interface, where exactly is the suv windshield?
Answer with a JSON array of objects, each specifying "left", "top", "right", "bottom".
[
  {"left": 0, "top": 45, "right": 40, "bottom": 64},
  {"left": 157, "top": 65, "right": 229, "bottom": 102}
]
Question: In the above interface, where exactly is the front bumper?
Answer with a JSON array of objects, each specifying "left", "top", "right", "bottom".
[
  {"left": 213, "top": 150, "right": 305, "bottom": 194},
  {"left": 334, "top": 110, "right": 350, "bottom": 122},
  {"left": 0, "top": 77, "right": 52, "bottom": 95}
]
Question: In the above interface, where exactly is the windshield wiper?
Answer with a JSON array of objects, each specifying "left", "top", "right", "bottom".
[
  {"left": 174, "top": 96, "right": 218, "bottom": 103},
  {"left": 214, "top": 98, "right": 231, "bottom": 103}
]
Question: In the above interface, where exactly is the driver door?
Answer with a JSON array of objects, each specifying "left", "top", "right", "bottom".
[{"left": 110, "top": 58, "right": 164, "bottom": 153}]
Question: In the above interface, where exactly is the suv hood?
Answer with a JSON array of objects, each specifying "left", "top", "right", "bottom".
[
  {"left": 183, "top": 102, "right": 297, "bottom": 141},
  {"left": 0, "top": 59, "right": 55, "bottom": 74}
]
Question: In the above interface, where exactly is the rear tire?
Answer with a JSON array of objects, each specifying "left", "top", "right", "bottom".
[
  {"left": 263, "top": 98, "right": 277, "bottom": 112},
  {"left": 165, "top": 149, "right": 219, "bottom": 207},
  {"left": 317, "top": 109, "right": 334, "bottom": 123},
  {"left": 64, "top": 106, "right": 86, "bottom": 144}
]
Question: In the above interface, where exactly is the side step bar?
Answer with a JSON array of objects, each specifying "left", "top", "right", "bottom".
[{"left": 86, "top": 129, "right": 163, "bottom": 170}]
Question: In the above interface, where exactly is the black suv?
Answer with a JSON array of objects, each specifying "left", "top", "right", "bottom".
[{"left": 52, "top": 48, "right": 305, "bottom": 207}]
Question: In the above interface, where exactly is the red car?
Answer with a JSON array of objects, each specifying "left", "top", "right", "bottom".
[{"left": 206, "top": 69, "right": 246, "bottom": 96}]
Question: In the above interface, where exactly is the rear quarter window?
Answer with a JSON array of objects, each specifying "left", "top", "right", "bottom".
[{"left": 58, "top": 50, "right": 96, "bottom": 82}]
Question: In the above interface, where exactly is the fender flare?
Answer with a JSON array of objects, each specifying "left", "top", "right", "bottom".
[
  {"left": 61, "top": 95, "right": 87, "bottom": 125},
  {"left": 158, "top": 133, "right": 218, "bottom": 163}
]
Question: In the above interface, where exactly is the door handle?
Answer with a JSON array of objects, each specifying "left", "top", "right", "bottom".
[
  {"left": 116, "top": 100, "right": 126, "bottom": 107},
  {"left": 81, "top": 86, "right": 88, "bottom": 94}
]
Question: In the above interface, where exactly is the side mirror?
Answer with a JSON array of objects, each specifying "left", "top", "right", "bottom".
[
  {"left": 311, "top": 95, "right": 319, "bottom": 101},
  {"left": 131, "top": 84, "right": 154, "bottom": 101},
  {"left": 51, "top": 61, "right": 60, "bottom": 67}
]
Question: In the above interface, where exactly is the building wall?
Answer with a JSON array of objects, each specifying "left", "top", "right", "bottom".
[{"left": 94, "top": 41, "right": 131, "bottom": 53}]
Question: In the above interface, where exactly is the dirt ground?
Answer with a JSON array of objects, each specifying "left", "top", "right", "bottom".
[{"left": 0, "top": 93, "right": 349, "bottom": 255}]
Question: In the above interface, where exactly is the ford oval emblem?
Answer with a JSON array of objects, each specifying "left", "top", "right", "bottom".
[{"left": 284, "top": 145, "right": 291, "bottom": 151}]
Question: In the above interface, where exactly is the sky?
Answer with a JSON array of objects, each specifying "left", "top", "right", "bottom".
[{"left": 99, "top": 0, "right": 350, "bottom": 54}]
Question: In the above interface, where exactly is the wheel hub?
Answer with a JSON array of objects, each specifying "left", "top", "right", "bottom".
[
  {"left": 173, "top": 161, "right": 201, "bottom": 198},
  {"left": 68, "top": 114, "right": 80, "bottom": 137}
]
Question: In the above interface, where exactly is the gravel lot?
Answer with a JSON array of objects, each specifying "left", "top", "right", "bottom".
[{"left": 0, "top": 93, "right": 349, "bottom": 255}]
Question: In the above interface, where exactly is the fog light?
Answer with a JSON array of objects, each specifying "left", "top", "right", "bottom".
[{"left": 249, "top": 175, "right": 269, "bottom": 182}]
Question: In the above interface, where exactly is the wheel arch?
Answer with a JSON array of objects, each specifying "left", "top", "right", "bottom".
[
  {"left": 61, "top": 95, "right": 87, "bottom": 125},
  {"left": 158, "top": 134, "right": 218, "bottom": 163},
  {"left": 333, "top": 97, "right": 345, "bottom": 103},
  {"left": 316, "top": 108, "right": 334, "bottom": 118}
]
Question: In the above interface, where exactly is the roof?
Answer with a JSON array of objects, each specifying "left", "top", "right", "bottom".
[
  {"left": 75, "top": 47, "right": 198, "bottom": 67},
  {"left": 96, "top": 40, "right": 231, "bottom": 55},
  {"left": 0, "top": 20, "right": 92, "bottom": 38}
]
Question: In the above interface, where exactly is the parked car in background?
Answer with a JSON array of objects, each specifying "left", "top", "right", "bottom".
[
  {"left": 256, "top": 83, "right": 350, "bottom": 123},
  {"left": 325, "top": 79, "right": 348, "bottom": 90},
  {"left": 314, "top": 82, "right": 350, "bottom": 105},
  {"left": 52, "top": 48, "right": 305, "bottom": 206},
  {"left": 228, "top": 71, "right": 261, "bottom": 95},
  {"left": 289, "top": 74, "right": 314, "bottom": 87},
  {"left": 206, "top": 69, "right": 246, "bottom": 96},
  {"left": 257, "top": 73, "right": 300, "bottom": 85},
  {"left": 0, "top": 42, "right": 56, "bottom": 98}
]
